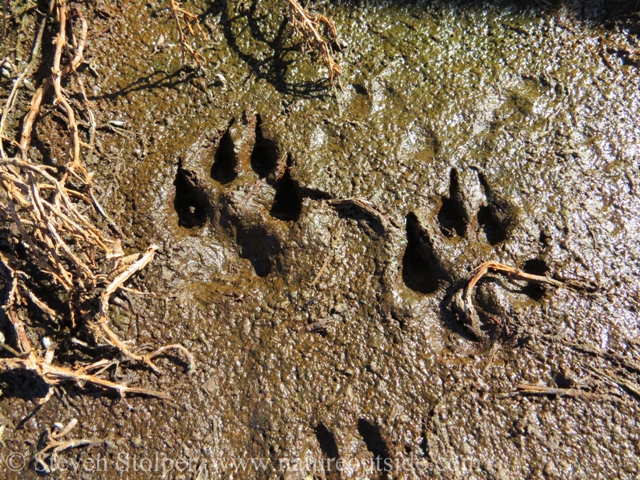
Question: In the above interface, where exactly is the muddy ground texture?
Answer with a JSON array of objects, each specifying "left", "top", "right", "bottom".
[{"left": 2, "top": 0, "right": 640, "bottom": 478}]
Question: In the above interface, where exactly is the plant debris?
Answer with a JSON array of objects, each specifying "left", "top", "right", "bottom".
[
  {"left": 35, "top": 418, "right": 113, "bottom": 474},
  {"left": 451, "top": 261, "right": 594, "bottom": 343},
  {"left": 286, "top": 0, "right": 342, "bottom": 85},
  {"left": 168, "top": 0, "right": 209, "bottom": 67},
  {"left": 0, "top": 0, "right": 192, "bottom": 402}
]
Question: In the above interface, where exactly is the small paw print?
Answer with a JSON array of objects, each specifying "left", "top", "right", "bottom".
[
  {"left": 173, "top": 111, "right": 302, "bottom": 277},
  {"left": 401, "top": 166, "right": 549, "bottom": 342}
]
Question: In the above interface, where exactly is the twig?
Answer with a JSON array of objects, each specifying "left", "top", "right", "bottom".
[
  {"left": 0, "top": 356, "right": 170, "bottom": 399},
  {"left": 168, "top": 0, "right": 208, "bottom": 67},
  {"left": 1, "top": 254, "right": 169, "bottom": 399},
  {"left": 586, "top": 365, "right": 640, "bottom": 399},
  {"left": 88, "top": 245, "right": 193, "bottom": 372},
  {"left": 88, "top": 187, "right": 125, "bottom": 238},
  {"left": 512, "top": 383, "right": 618, "bottom": 401},
  {"left": 76, "top": 76, "right": 96, "bottom": 152},
  {"left": 99, "top": 245, "right": 158, "bottom": 319},
  {"left": 35, "top": 419, "right": 111, "bottom": 474},
  {"left": 0, "top": 253, "right": 32, "bottom": 353},
  {"left": 310, "top": 254, "right": 331, "bottom": 286},
  {"left": 91, "top": 246, "right": 169, "bottom": 370},
  {"left": 52, "top": 5, "right": 88, "bottom": 179},
  {"left": 0, "top": 12, "right": 47, "bottom": 158},
  {"left": 557, "top": 338, "right": 640, "bottom": 374},
  {"left": 452, "top": 261, "right": 591, "bottom": 342},
  {"left": 19, "top": 284, "right": 58, "bottom": 321},
  {"left": 19, "top": 3, "right": 87, "bottom": 173},
  {"left": 482, "top": 343, "right": 500, "bottom": 374}
]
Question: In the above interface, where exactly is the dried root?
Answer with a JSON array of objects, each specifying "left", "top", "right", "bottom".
[
  {"left": 451, "top": 261, "right": 592, "bottom": 342},
  {"left": 168, "top": 0, "right": 209, "bottom": 67},
  {"left": 35, "top": 418, "right": 112, "bottom": 474},
  {"left": 286, "top": 0, "right": 342, "bottom": 85},
  {"left": 0, "top": 0, "right": 192, "bottom": 401}
]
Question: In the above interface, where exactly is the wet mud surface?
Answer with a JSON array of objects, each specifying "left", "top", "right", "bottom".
[{"left": 2, "top": 0, "right": 640, "bottom": 478}]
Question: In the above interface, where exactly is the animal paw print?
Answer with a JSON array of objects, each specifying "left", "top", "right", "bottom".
[
  {"left": 402, "top": 167, "right": 519, "bottom": 290},
  {"left": 314, "top": 420, "right": 394, "bottom": 480},
  {"left": 172, "top": 114, "right": 545, "bottom": 343},
  {"left": 400, "top": 167, "right": 548, "bottom": 342},
  {"left": 173, "top": 111, "right": 302, "bottom": 277}
]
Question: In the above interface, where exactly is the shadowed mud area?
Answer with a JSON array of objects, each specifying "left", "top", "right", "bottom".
[{"left": 2, "top": 0, "right": 640, "bottom": 478}]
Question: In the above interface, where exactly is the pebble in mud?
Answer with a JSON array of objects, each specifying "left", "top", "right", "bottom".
[{"left": 131, "top": 436, "right": 143, "bottom": 448}]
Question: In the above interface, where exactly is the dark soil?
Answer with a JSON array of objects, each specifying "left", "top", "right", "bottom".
[{"left": 1, "top": 0, "right": 640, "bottom": 478}]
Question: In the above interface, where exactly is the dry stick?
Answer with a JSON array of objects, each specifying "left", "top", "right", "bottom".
[
  {"left": 19, "top": 161, "right": 127, "bottom": 246},
  {"left": 0, "top": 356, "right": 170, "bottom": 399},
  {"left": 35, "top": 419, "right": 110, "bottom": 474},
  {"left": 18, "top": 2, "right": 87, "bottom": 166},
  {"left": 98, "top": 245, "right": 159, "bottom": 318},
  {"left": 145, "top": 344, "right": 194, "bottom": 369},
  {"left": 76, "top": 78, "right": 96, "bottom": 152},
  {"left": 559, "top": 339, "right": 640, "bottom": 374},
  {"left": 48, "top": 186, "right": 114, "bottom": 252},
  {"left": 76, "top": 358, "right": 115, "bottom": 376},
  {"left": 28, "top": 172, "right": 94, "bottom": 281},
  {"left": 42, "top": 200, "right": 97, "bottom": 246},
  {"left": 10, "top": 203, "right": 75, "bottom": 291},
  {"left": 0, "top": 268, "right": 169, "bottom": 399},
  {"left": 2, "top": 159, "right": 115, "bottom": 250},
  {"left": 587, "top": 365, "right": 640, "bottom": 399},
  {"left": 514, "top": 383, "right": 617, "bottom": 401},
  {"left": 36, "top": 437, "right": 108, "bottom": 473},
  {"left": 1, "top": 255, "right": 167, "bottom": 398},
  {"left": 92, "top": 245, "right": 193, "bottom": 372},
  {"left": 5, "top": 198, "right": 64, "bottom": 286},
  {"left": 119, "top": 285, "right": 154, "bottom": 296},
  {"left": 310, "top": 254, "right": 331, "bottom": 286},
  {"left": 76, "top": 78, "right": 109, "bottom": 238},
  {"left": 19, "top": 285, "right": 58, "bottom": 321},
  {"left": 40, "top": 189, "right": 110, "bottom": 249},
  {"left": 51, "top": 6, "right": 88, "bottom": 180},
  {"left": 454, "top": 261, "right": 577, "bottom": 342},
  {"left": 482, "top": 344, "right": 500, "bottom": 374},
  {"left": 17, "top": 83, "right": 45, "bottom": 154},
  {"left": 9, "top": 173, "right": 181, "bottom": 368},
  {"left": 88, "top": 187, "right": 124, "bottom": 239}
]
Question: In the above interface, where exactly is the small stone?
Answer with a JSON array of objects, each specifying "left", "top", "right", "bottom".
[
  {"left": 202, "top": 377, "right": 217, "bottom": 395},
  {"left": 161, "top": 267, "right": 173, "bottom": 281},
  {"left": 334, "top": 303, "right": 348, "bottom": 313},
  {"left": 131, "top": 436, "right": 143, "bottom": 448},
  {"left": 544, "top": 461, "right": 559, "bottom": 477},
  {"left": 241, "top": 318, "right": 252, "bottom": 337}
]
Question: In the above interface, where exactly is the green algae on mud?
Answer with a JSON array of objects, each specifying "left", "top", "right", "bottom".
[{"left": 1, "top": 0, "right": 640, "bottom": 478}]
